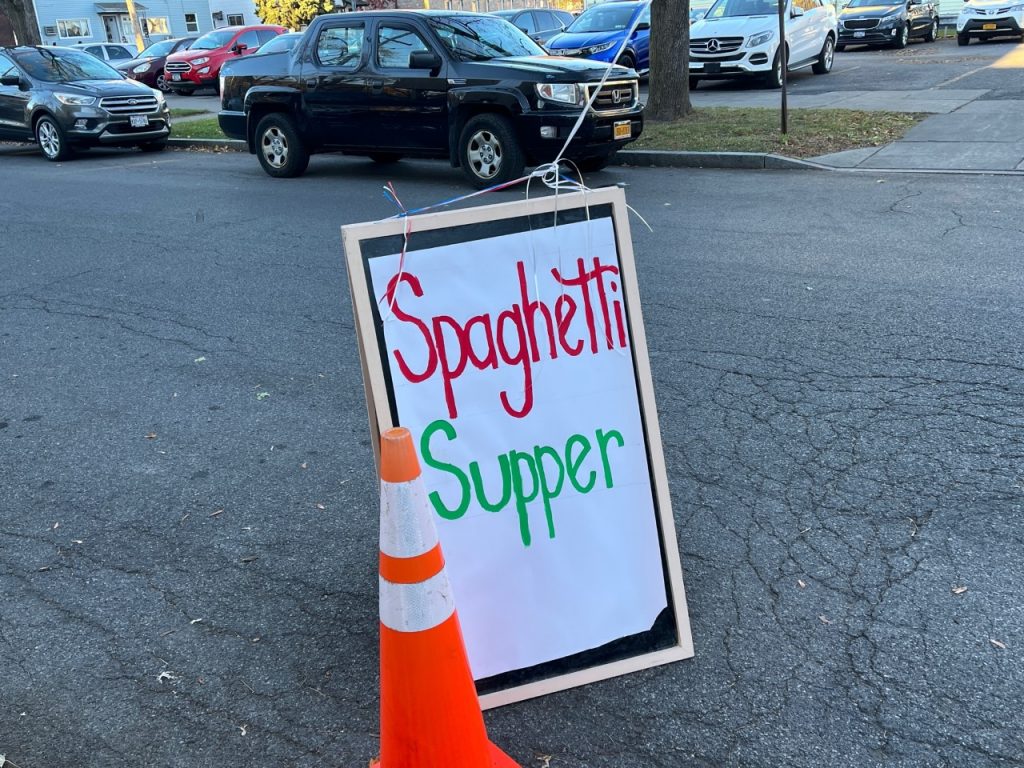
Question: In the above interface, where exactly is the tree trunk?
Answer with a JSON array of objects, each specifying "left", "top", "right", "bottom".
[
  {"left": 646, "top": 0, "right": 692, "bottom": 122},
  {"left": 0, "top": 0, "right": 41, "bottom": 45}
]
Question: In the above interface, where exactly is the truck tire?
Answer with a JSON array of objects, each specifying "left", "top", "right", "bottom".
[
  {"left": 924, "top": 18, "right": 938, "bottom": 42},
  {"left": 458, "top": 113, "right": 525, "bottom": 189},
  {"left": 255, "top": 113, "right": 309, "bottom": 179},
  {"left": 35, "top": 115, "right": 74, "bottom": 162}
]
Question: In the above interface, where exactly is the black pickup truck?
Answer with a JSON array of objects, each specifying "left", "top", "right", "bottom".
[{"left": 217, "top": 10, "right": 643, "bottom": 187}]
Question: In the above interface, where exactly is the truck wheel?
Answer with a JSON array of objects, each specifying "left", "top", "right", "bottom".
[
  {"left": 812, "top": 35, "right": 835, "bottom": 74},
  {"left": 35, "top": 115, "right": 74, "bottom": 162},
  {"left": 369, "top": 152, "right": 402, "bottom": 164},
  {"left": 255, "top": 113, "right": 309, "bottom": 179},
  {"left": 458, "top": 114, "right": 524, "bottom": 189}
]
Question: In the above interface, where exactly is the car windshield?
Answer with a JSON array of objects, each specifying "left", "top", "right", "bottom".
[
  {"left": 429, "top": 16, "right": 544, "bottom": 61},
  {"left": 139, "top": 39, "right": 177, "bottom": 58},
  {"left": 13, "top": 47, "right": 122, "bottom": 82},
  {"left": 191, "top": 29, "right": 236, "bottom": 50},
  {"left": 258, "top": 33, "right": 300, "bottom": 54},
  {"left": 565, "top": 4, "right": 637, "bottom": 33},
  {"left": 705, "top": 0, "right": 781, "bottom": 17},
  {"left": 845, "top": 0, "right": 899, "bottom": 6}
]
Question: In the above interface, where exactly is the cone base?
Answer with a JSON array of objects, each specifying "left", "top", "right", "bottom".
[{"left": 371, "top": 741, "right": 520, "bottom": 768}]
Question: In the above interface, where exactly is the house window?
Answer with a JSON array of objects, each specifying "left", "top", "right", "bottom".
[
  {"left": 227, "top": 14, "right": 244, "bottom": 25},
  {"left": 184, "top": 13, "right": 199, "bottom": 32},
  {"left": 145, "top": 16, "right": 171, "bottom": 34},
  {"left": 57, "top": 18, "right": 92, "bottom": 38}
]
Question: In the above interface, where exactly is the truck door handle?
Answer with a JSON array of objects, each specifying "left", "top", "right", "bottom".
[
  {"left": 371, "top": 83, "right": 384, "bottom": 94},
  {"left": 305, "top": 78, "right": 318, "bottom": 89}
]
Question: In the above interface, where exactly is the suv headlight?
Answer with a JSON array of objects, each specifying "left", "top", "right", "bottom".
[
  {"left": 132, "top": 62, "right": 151, "bottom": 73},
  {"left": 153, "top": 89, "right": 165, "bottom": 105},
  {"left": 54, "top": 93, "right": 96, "bottom": 106},
  {"left": 878, "top": 12, "right": 902, "bottom": 26},
  {"left": 1009, "top": 2, "right": 1024, "bottom": 10},
  {"left": 190, "top": 56, "right": 210, "bottom": 65},
  {"left": 536, "top": 82, "right": 580, "bottom": 105},
  {"left": 584, "top": 41, "right": 616, "bottom": 55},
  {"left": 747, "top": 30, "right": 774, "bottom": 47}
]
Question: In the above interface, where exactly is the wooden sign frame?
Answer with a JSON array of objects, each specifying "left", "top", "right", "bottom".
[{"left": 342, "top": 186, "right": 693, "bottom": 709}]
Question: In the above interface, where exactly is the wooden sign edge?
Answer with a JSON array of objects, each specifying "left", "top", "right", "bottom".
[{"left": 341, "top": 187, "right": 694, "bottom": 710}]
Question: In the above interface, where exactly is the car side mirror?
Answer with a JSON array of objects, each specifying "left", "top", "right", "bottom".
[
  {"left": 409, "top": 50, "right": 442, "bottom": 73},
  {"left": 0, "top": 74, "right": 21, "bottom": 87},
  {"left": 791, "top": 5, "right": 805, "bottom": 16},
  {"left": 634, "top": 21, "right": 651, "bottom": 31},
  {"left": 232, "top": 43, "right": 247, "bottom": 54}
]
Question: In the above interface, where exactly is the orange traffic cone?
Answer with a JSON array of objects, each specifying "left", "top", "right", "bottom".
[{"left": 372, "top": 427, "right": 520, "bottom": 768}]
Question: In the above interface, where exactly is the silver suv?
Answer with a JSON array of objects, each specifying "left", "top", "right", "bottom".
[{"left": 0, "top": 45, "right": 171, "bottom": 161}]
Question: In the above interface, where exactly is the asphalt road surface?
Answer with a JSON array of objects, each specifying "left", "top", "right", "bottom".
[{"left": 1, "top": 149, "right": 1023, "bottom": 768}]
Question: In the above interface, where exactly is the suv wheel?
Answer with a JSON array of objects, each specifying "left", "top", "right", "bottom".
[
  {"left": 156, "top": 73, "right": 171, "bottom": 92},
  {"left": 764, "top": 46, "right": 787, "bottom": 89},
  {"left": 35, "top": 115, "right": 73, "bottom": 162},
  {"left": 617, "top": 52, "right": 636, "bottom": 71},
  {"left": 458, "top": 114, "right": 525, "bottom": 189},
  {"left": 957, "top": 31, "right": 970, "bottom": 45},
  {"left": 812, "top": 35, "right": 835, "bottom": 74},
  {"left": 689, "top": 76, "right": 700, "bottom": 90},
  {"left": 893, "top": 23, "right": 909, "bottom": 48},
  {"left": 924, "top": 18, "right": 938, "bottom": 42},
  {"left": 255, "top": 113, "right": 309, "bottom": 178}
]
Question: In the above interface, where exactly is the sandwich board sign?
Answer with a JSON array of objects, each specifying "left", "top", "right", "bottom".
[{"left": 343, "top": 186, "right": 693, "bottom": 708}]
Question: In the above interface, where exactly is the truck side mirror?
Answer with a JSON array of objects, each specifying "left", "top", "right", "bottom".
[
  {"left": 409, "top": 50, "right": 442, "bottom": 73},
  {"left": 0, "top": 74, "right": 21, "bottom": 87}
]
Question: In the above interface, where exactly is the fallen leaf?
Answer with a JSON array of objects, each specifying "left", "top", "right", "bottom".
[
  {"left": 209, "top": 509, "right": 224, "bottom": 518},
  {"left": 797, "top": 579, "right": 807, "bottom": 589},
  {"left": 51, "top": 522, "right": 59, "bottom": 530},
  {"left": 157, "top": 671, "right": 178, "bottom": 683},
  {"left": 72, "top": 539, "right": 83, "bottom": 545},
  {"left": 145, "top": 432, "right": 158, "bottom": 439},
  {"left": 37, "top": 566, "right": 51, "bottom": 572},
  {"left": 239, "top": 724, "right": 248, "bottom": 736},
  {"left": 300, "top": 462, "right": 308, "bottom": 470},
  {"left": 990, "top": 639, "right": 1007, "bottom": 650},
  {"left": 952, "top": 585, "right": 968, "bottom": 595},
  {"left": 194, "top": 356, "right": 206, "bottom": 363},
  {"left": 190, "top": 618, "right": 203, "bottom": 625},
  {"left": 818, "top": 615, "right": 832, "bottom": 625},
  {"left": 255, "top": 392, "right": 270, "bottom": 401},
  {"left": 315, "top": 503, "right": 326, "bottom": 510},
  {"left": 240, "top": 555, "right": 258, "bottom": 563}
]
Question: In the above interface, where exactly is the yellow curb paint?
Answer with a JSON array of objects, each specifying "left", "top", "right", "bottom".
[{"left": 992, "top": 43, "right": 1024, "bottom": 69}]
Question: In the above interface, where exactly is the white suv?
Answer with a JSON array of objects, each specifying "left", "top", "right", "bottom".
[
  {"left": 956, "top": 0, "right": 1024, "bottom": 45},
  {"left": 689, "top": 0, "right": 838, "bottom": 89}
]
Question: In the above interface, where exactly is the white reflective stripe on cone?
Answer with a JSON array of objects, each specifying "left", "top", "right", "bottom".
[
  {"left": 379, "top": 570, "right": 457, "bottom": 633},
  {"left": 380, "top": 478, "right": 439, "bottom": 560}
]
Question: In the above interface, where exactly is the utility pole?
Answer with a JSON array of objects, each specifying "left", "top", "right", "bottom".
[
  {"left": 777, "top": 0, "right": 787, "bottom": 133},
  {"left": 124, "top": 0, "right": 146, "bottom": 53}
]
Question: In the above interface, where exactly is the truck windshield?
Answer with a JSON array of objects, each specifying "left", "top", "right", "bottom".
[
  {"left": 191, "top": 29, "right": 236, "bottom": 50},
  {"left": 705, "top": 0, "right": 781, "bottom": 17},
  {"left": 429, "top": 16, "right": 545, "bottom": 61},
  {"left": 13, "top": 48, "right": 122, "bottom": 82},
  {"left": 565, "top": 4, "right": 637, "bottom": 33}
]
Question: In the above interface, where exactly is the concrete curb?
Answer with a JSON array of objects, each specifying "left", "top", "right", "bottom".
[
  {"left": 168, "top": 137, "right": 247, "bottom": 151},
  {"left": 616, "top": 149, "right": 829, "bottom": 171}
]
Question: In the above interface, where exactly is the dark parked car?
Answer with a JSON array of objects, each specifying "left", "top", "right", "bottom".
[
  {"left": 218, "top": 11, "right": 643, "bottom": 187},
  {"left": 491, "top": 8, "right": 575, "bottom": 43},
  {"left": 0, "top": 46, "right": 171, "bottom": 160},
  {"left": 116, "top": 36, "right": 198, "bottom": 92},
  {"left": 837, "top": 0, "right": 939, "bottom": 49}
]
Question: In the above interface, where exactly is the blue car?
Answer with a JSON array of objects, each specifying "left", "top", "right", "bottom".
[{"left": 545, "top": 0, "right": 651, "bottom": 74}]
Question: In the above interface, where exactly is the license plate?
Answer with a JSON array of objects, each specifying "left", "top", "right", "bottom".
[
  {"left": 706, "top": 62, "right": 721, "bottom": 73},
  {"left": 130, "top": 115, "right": 149, "bottom": 128},
  {"left": 854, "top": 30, "right": 866, "bottom": 37},
  {"left": 982, "top": 22, "right": 997, "bottom": 29},
  {"left": 613, "top": 120, "right": 631, "bottom": 140},
  {"left": 172, "top": 73, "right": 181, "bottom": 81}
]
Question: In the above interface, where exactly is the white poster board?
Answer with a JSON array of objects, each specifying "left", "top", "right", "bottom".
[{"left": 343, "top": 187, "right": 693, "bottom": 708}]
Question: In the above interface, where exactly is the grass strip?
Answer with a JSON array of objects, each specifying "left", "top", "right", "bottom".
[
  {"left": 170, "top": 108, "right": 209, "bottom": 118},
  {"left": 171, "top": 117, "right": 227, "bottom": 139},
  {"left": 634, "top": 107, "right": 925, "bottom": 158}
]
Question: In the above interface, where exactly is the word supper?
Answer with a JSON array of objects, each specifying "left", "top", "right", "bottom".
[{"left": 382, "top": 256, "right": 630, "bottom": 420}]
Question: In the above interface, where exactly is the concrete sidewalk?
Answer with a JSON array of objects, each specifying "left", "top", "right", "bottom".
[{"left": 814, "top": 100, "right": 1024, "bottom": 171}]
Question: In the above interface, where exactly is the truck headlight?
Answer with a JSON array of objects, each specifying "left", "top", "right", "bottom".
[
  {"left": 190, "top": 56, "right": 210, "bottom": 65},
  {"left": 54, "top": 93, "right": 96, "bottom": 106},
  {"left": 132, "top": 62, "right": 151, "bottom": 73},
  {"left": 747, "top": 30, "right": 774, "bottom": 47},
  {"left": 536, "top": 82, "right": 580, "bottom": 105}
]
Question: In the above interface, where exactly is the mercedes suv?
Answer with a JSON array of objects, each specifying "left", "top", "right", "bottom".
[{"left": 0, "top": 45, "right": 171, "bottom": 161}]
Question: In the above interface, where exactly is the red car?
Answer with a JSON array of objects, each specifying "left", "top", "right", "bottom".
[
  {"left": 116, "top": 36, "right": 197, "bottom": 92},
  {"left": 163, "top": 25, "right": 286, "bottom": 95}
]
